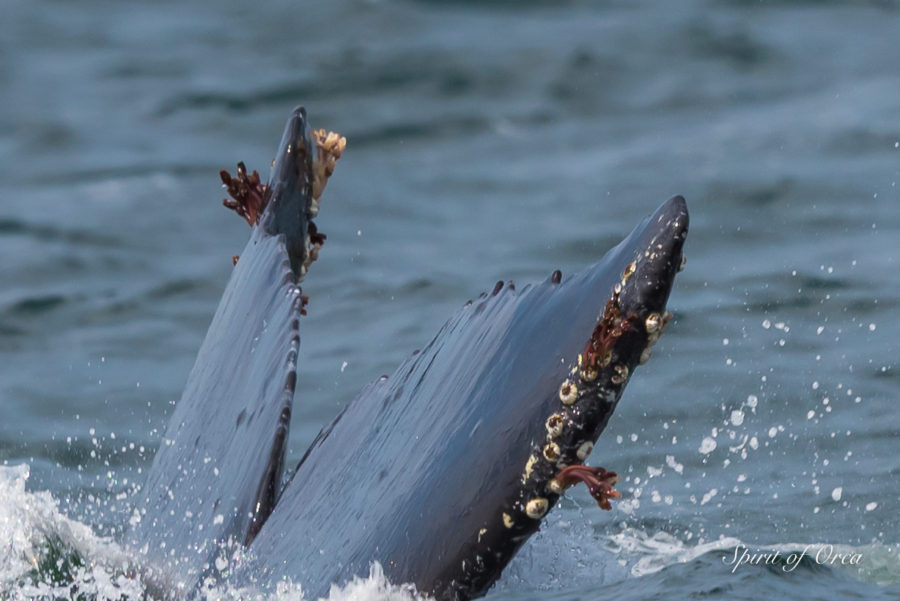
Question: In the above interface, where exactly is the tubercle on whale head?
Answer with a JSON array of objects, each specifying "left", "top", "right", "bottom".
[
  {"left": 443, "top": 197, "right": 689, "bottom": 600},
  {"left": 219, "top": 106, "right": 346, "bottom": 281}
]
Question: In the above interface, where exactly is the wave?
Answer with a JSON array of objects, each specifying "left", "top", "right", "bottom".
[{"left": 2, "top": 463, "right": 897, "bottom": 600}]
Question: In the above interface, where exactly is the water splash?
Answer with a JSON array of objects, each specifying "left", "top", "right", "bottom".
[
  {"left": 0, "top": 464, "right": 144, "bottom": 600},
  {"left": 0, "top": 464, "right": 432, "bottom": 601}
]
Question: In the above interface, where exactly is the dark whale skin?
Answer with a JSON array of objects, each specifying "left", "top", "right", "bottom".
[
  {"left": 244, "top": 196, "right": 688, "bottom": 600},
  {"left": 129, "top": 108, "right": 313, "bottom": 589}
]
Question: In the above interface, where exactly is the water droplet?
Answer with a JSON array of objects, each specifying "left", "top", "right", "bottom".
[{"left": 699, "top": 437, "right": 717, "bottom": 454}]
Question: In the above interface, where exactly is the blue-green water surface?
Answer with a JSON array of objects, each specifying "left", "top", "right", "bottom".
[{"left": 1, "top": 1, "right": 898, "bottom": 599}]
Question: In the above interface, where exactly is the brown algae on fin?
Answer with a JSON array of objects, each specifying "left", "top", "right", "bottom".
[
  {"left": 221, "top": 162, "right": 268, "bottom": 226},
  {"left": 582, "top": 292, "right": 635, "bottom": 378},
  {"left": 221, "top": 125, "right": 347, "bottom": 284},
  {"left": 220, "top": 127, "right": 347, "bottom": 228}
]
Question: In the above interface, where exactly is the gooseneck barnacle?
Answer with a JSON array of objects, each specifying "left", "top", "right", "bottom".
[{"left": 551, "top": 465, "right": 621, "bottom": 510}]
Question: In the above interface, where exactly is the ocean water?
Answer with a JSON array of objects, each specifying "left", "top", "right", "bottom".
[{"left": 1, "top": 0, "right": 899, "bottom": 599}]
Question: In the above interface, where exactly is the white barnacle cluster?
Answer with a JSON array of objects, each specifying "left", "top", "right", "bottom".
[
  {"left": 505, "top": 233, "right": 682, "bottom": 532},
  {"left": 542, "top": 442, "right": 561, "bottom": 462},
  {"left": 646, "top": 312, "right": 662, "bottom": 334},
  {"left": 610, "top": 363, "right": 629, "bottom": 385},
  {"left": 509, "top": 259, "right": 661, "bottom": 529},
  {"left": 641, "top": 310, "right": 673, "bottom": 364},
  {"left": 511, "top": 365, "right": 598, "bottom": 524},
  {"left": 576, "top": 440, "right": 594, "bottom": 460},
  {"left": 545, "top": 413, "right": 564, "bottom": 438},
  {"left": 579, "top": 362, "right": 599, "bottom": 382},
  {"left": 298, "top": 129, "right": 346, "bottom": 280},
  {"left": 310, "top": 129, "right": 347, "bottom": 214},
  {"left": 558, "top": 379, "right": 578, "bottom": 404},
  {"left": 525, "top": 497, "right": 549, "bottom": 519}
]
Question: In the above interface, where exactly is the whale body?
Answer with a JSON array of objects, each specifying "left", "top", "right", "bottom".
[{"left": 130, "top": 107, "right": 689, "bottom": 600}]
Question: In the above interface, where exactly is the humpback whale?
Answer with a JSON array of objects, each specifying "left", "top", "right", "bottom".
[{"left": 129, "top": 107, "right": 689, "bottom": 600}]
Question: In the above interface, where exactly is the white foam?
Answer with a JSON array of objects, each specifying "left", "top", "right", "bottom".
[
  {"left": 197, "top": 564, "right": 427, "bottom": 601},
  {"left": 3, "top": 462, "right": 897, "bottom": 599},
  {"left": 0, "top": 464, "right": 145, "bottom": 600},
  {"left": 606, "top": 528, "right": 741, "bottom": 577},
  {"left": 0, "top": 464, "right": 431, "bottom": 601}
]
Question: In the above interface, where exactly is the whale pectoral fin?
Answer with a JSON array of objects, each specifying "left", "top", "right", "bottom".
[
  {"left": 130, "top": 228, "right": 302, "bottom": 585},
  {"left": 245, "top": 196, "right": 688, "bottom": 600},
  {"left": 129, "top": 108, "right": 326, "bottom": 586}
]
